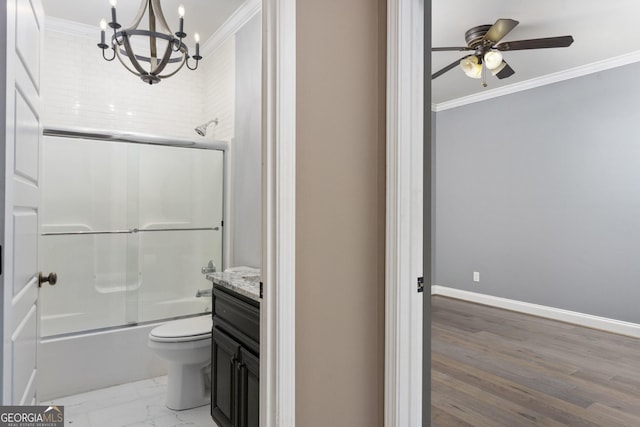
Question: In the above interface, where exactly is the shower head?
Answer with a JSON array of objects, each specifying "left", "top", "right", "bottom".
[{"left": 194, "top": 118, "right": 219, "bottom": 136}]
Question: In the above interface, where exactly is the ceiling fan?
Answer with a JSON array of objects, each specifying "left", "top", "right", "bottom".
[{"left": 432, "top": 19, "right": 574, "bottom": 86}]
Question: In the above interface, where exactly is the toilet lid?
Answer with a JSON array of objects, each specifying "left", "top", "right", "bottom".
[{"left": 149, "top": 316, "right": 212, "bottom": 341}]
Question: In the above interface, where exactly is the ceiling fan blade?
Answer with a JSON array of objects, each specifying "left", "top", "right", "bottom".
[
  {"left": 432, "top": 46, "right": 474, "bottom": 52},
  {"left": 494, "top": 61, "right": 515, "bottom": 79},
  {"left": 432, "top": 56, "right": 470, "bottom": 80},
  {"left": 496, "top": 35, "right": 574, "bottom": 51},
  {"left": 483, "top": 18, "right": 519, "bottom": 44}
]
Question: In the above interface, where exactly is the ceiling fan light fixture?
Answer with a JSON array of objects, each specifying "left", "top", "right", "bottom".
[
  {"left": 460, "top": 56, "right": 482, "bottom": 79},
  {"left": 431, "top": 18, "right": 574, "bottom": 86},
  {"left": 483, "top": 50, "right": 503, "bottom": 70}
]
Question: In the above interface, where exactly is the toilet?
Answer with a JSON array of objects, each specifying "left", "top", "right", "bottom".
[{"left": 148, "top": 315, "right": 213, "bottom": 410}]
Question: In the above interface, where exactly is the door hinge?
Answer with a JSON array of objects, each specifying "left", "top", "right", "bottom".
[
  {"left": 417, "top": 276, "right": 424, "bottom": 293},
  {"left": 260, "top": 281, "right": 263, "bottom": 299}
]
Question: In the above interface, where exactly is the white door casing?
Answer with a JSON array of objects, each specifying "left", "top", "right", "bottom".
[
  {"left": 385, "top": 0, "right": 425, "bottom": 425},
  {"left": 260, "top": 0, "right": 296, "bottom": 426},
  {"left": 1, "top": 0, "right": 44, "bottom": 405}
]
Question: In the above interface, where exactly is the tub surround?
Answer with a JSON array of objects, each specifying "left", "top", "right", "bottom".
[{"left": 206, "top": 266, "right": 261, "bottom": 302}]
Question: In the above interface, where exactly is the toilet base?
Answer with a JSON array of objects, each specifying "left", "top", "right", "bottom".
[{"left": 165, "top": 361, "right": 211, "bottom": 410}]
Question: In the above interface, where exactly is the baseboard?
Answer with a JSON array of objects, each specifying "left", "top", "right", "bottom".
[{"left": 431, "top": 285, "right": 640, "bottom": 339}]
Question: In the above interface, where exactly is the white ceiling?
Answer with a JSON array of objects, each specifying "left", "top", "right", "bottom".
[
  {"left": 42, "top": 0, "right": 242, "bottom": 44},
  {"left": 432, "top": 0, "right": 640, "bottom": 105}
]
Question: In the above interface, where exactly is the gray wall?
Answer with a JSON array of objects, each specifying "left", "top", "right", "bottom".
[
  {"left": 232, "top": 13, "right": 261, "bottom": 268},
  {"left": 434, "top": 62, "right": 640, "bottom": 323}
]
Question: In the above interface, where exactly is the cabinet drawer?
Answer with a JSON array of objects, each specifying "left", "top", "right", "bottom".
[{"left": 212, "top": 286, "right": 260, "bottom": 350}]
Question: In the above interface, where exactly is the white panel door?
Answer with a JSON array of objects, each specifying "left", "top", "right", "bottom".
[{"left": 1, "top": 0, "right": 44, "bottom": 405}]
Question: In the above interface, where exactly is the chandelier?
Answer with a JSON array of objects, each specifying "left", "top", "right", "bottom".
[{"left": 98, "top": 0, "right": 202, "bottom": 85}]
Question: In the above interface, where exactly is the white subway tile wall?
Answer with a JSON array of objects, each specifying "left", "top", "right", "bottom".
[
  {"left": 203, "top": 37, "right": 236, "bottom": 142},
  {"left": 42, "top": 23, "right": 235, "bottom": 142}
]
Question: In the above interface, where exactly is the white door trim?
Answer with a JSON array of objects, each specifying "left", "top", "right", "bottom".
[
  {"left": 260, "top": 0, "right": 296, "bottom": 425},
  {"left": 385, "top": 0, "right": 424, "bottom": 425}
]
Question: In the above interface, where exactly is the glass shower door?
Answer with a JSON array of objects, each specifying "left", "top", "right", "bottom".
[
  {"left": 134, "top": 144, "right": 224, "bottom": 323},
  {"left": 40, "top": 137, "right": 130, "bottom": 336},
  {"left": 39, "top": 136, "right": 224, "bottom": 337}
]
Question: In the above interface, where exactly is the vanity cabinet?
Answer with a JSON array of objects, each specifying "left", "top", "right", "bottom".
[{"left": 211, "top": 285, "right": 260, "bottom": 427}]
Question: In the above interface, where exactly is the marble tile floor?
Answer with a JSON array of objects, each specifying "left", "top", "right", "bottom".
[{"left": 41, "top": 376, "right": 218, "bottom": 427}]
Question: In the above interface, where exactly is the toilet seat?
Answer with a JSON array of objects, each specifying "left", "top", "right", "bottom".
[{"left": 149, "top": 316, "right": 212, "bottom": 343}]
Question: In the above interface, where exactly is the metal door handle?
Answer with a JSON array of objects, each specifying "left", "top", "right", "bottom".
[{"left": 38, "top": 272, "right": 57, "bottom": 287}]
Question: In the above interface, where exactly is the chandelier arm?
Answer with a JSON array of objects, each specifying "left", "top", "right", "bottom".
[
  {"left": 151, "top": 42, "right": 180, "bottom": 76},
  {"left": 172, "top": 38, "right": 183, "bottom": 53},
  {"left": 102, "top": 47, "right": 116, "bottom": 61},
  {"left": 150, "top": 0, "right": 174, "bottom": 35},
  {"left": 158, "top": 55, "right": 187, "bottom": 79},
  {"left": 148, "top": 6, "right": 158, "bottom": 69},
  {"left": 185, "top": 57, "right": 199, "bottom": 71},
  {"left": 126, "top": 0, "right": 149, "bottom": 32},
  {"left": 120, "top": 36, "right": 152, "bottom": 76},
  {"left": 114, "top": 48, "right": 147, "bottom": 78}
]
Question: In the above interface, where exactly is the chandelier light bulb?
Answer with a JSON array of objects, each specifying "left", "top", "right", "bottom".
[
  {"left": 194, "top": 33, "right": 201, "bottom": 58},
  {"left": 110, "top": 0, "right": 117, "bottom": 7},
  {"left": 484, "top": 50, "right": 503, "bottom": 70},
  {"left": 98, "top": 19, "right": 108, "bottom": 47},
  {"left": 177, "top": 4, "right": 186, "bottom": 37}
]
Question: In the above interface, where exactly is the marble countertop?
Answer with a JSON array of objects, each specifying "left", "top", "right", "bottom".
[{"left": 206, "top": 266, "right": 261, "bottom": 302}]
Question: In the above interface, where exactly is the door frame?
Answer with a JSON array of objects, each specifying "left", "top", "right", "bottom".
[
  {"left": 385, "top": 0, "right": 428, "bottom": 425},
  {"left": 261, "top": 0, "right": 429, "bottom": 425},
  {"left": 260, "top": 0, "right": 296, "bottom": 426}
]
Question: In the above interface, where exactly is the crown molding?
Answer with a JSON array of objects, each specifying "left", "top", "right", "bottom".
[
  {"left": 202, "top": 0, "right": 261, "bottom": 58},
  {"left": 45, "top": 16, "right": 97, "bottom": 38},
  {"left": 433, "top": 50, "right": 640, "bottom": 112},
  {"left": 44, "top": 0, "right": 261, "bottom": 54}
]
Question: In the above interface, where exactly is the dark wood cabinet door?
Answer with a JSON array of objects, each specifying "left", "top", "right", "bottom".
[
  {"left": 211, "top": 328, "right": 241, "bottom": 427},
  {"left": 237, "top": 348, "right": 260, "bottom": 427}
]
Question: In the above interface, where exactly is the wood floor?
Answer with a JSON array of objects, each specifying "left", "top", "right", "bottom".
[{"left": 431, "top": 296, "right": 640, "bottom": 426}]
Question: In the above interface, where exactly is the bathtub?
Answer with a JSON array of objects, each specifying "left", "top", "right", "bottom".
[{"left": 38, "top": 309, "right": 209, "bottom": 402}]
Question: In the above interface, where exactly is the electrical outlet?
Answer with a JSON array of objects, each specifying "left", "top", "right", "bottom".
[{"left": 473, "top": 271, "right": 480, "bottom": 282}]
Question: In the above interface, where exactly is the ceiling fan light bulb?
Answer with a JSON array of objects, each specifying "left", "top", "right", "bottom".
[
  {"left": 460, "top": 56, "right": 481, "bottom": 77},
  {"left": 467, "top": 64, "right": 483, "bottom": 79},
  {"left": 484, "top": 51, "right": 503, "bottom": 70},
  {"left": 460, "top": 57, "right": 482, "bottom": 79}
]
